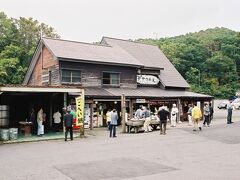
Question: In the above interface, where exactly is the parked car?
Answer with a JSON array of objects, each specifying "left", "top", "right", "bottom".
[
  {"left": 232, "top": 98, "right": 240, "bottom": 109},
  {"left": 218, "top": 100, "right": 228, "bottom": 109}
]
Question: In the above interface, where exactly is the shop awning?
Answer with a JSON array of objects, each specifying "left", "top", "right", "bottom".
[
  {"left": 71, "top": 87, "right": 212, "bottom": 99},
  {"left": 106, "top": 87, "right": 212, "bottom": 99}
]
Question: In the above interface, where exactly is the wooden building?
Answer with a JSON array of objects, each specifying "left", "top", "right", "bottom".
[{"left": 23, "top": 37, "right": 212, "bottom": 128}]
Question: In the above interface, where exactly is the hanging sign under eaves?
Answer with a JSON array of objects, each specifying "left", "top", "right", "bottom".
[{"left": 137, "top": 75, "right": 160, "bottom": 85}]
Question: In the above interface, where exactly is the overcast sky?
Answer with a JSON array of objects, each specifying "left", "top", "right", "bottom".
[{"left": 0, "top": 0, "right": 239, "bottom": 43}]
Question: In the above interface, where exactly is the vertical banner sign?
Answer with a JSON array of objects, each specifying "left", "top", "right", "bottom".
[{"left": 75, "top": 90, "right": 85, "bottom": 127}]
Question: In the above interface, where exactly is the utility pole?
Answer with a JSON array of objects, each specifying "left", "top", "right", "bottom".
[{"left": 153, "top": 32, "right": 158, "bottom": 40}]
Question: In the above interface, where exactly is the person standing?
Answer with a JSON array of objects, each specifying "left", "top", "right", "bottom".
[
  {"left": 170, "top": 104, "right": 178, "bottom": 127},
  {"left": 203, "top": 103, "right": 210, "bottom": 127},
  {"left": 106, "top": 109, "right": 112, "bottom": 130},
  {"left": 37, "top": 108, "right": 44, "bottom": 136},
  {"left": 64, "top": 109, "right": 73, "bottom": 141},
  {"left": 144, "top": 107, "right": 151, "bottom": 119},
  {"left": 192, "top": 103, "right": 202, "bottom": 131},
  {"left": 109, "top": 109, "right": 118, "bottom": 138},
  {"left": 209, "top": 103, "right": 214, "bottom": 124},
  {"left": 227, "top": 100, "right": 234, "bottom": 124},
  {"left": 158, "top": 105, "right": 169, "bottom": 135},
  {"left": 143, "top": 108, "right": 152, "bottom": 132},
  {"left": 29, "top": 108, "right": 37, "bottom": 134},
  {"left": 187, "top": 104, "right": 193, "bottom": 126},
  {"left": 134, "top": 106, "right": 143, "bottom": 119},
  {"left": 53, "top": 110, "right": 62, "bottom": 132}
]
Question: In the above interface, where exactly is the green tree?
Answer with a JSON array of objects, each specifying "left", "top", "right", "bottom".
[
  {"left": 138, "top": 27, "right": 240, "bottom": 98},
  {"left": 0, "top": 12, "right": 60, "bottom": 84},
  {"left": 0, "top": 12, "right": 17, "bottom": 51}
]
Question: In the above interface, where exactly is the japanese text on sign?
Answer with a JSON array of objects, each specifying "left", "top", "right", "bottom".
[{"left": 75, "top": 91, "right": 85, "bottom": 126}]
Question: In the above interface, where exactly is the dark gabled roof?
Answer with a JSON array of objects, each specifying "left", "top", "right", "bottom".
[
  {"left": 24, "top": 36, "right": 190, "bottom": 89},
  {"left": 42, "top": 38, "right": 143, "bottom": 67},
  {"left": 101, "top": 37, "right": 190, "bottom": 88}
]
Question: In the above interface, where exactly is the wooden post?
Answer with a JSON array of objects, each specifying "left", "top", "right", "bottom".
[
  {"left": 79, "top": 91, "right": 85, "bottom": 137},
  {"left": 121, "top": 94, "right": 126, "bottom": 133},
  {"left": 49, "top": 94, "right": 53, "bottom": 127},
  {"left": 177, "top": 98, "right": 181, "bottom": 122},
  {"left": 129, "top": 99, "right": 133, "bottom": 119},
  {"left": 63, "top": 92, "right": 67, "bottom": 132}
]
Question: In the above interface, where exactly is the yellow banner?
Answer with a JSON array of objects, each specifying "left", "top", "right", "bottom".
[{"left": 75, "top": 90, "right": 84, "bottom": 126}]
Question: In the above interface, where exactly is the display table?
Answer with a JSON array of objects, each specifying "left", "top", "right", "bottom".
[
  {"left": 125, "top": 118, "right": 145, "bottom": 133},
  {"left": 19, "top": 121, "right": 32, "bottom": 136}
]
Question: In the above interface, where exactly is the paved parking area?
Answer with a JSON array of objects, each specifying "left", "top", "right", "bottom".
[{"left": 0, "top": 103, "right": 240, "bottom": 180}]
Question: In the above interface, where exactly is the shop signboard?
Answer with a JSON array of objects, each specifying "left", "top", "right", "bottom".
[
  {"left": 137, "top": 75, "right": 159, "bottom": 85},
  {"left": 136, "top": 99, "right": 146, "bottom": 103},
  {"left": 75, "top": 90, "right": 85, "bottom": 127}
]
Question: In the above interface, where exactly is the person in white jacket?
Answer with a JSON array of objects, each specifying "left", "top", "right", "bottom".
[
  {"left": 53, "top": 110, "right": 62, "bottom": 132},
  {"left": 170, "top": 104, "right": 179, "bottom": 127},
  {"left": 37, "top": 108, "right": 44, "bottom": 136}
]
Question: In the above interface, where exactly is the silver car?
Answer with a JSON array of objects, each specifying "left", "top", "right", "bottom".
[
  {"left": 217, "top": 100, "right": 228, "bottom": 109},
  {"left": 232, "top": 98, "right": 240, "bottom": 109}
]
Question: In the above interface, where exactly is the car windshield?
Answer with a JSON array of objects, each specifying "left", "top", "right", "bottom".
[{"left": 232, "top": 98, "right": 240, "bottom": 103}]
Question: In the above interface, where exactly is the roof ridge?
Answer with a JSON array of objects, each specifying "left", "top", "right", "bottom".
[
  {"left": 102, "top": 36, "right": 158, "bottom": 47},
  {"left": 42, "top": 37, "right": 111, "bottom": 48}
]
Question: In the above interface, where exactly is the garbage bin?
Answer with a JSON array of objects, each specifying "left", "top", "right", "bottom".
[
  {"left": 0, "top": 129, "right": 9, "bottom": 141},
  {"left": 9, "top": 128, "right": 18, "bottom": 140}
]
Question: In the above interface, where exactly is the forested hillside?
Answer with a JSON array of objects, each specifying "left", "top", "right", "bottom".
[
  {"left": 0, "top": 12, "right": 59, "bottom": 84},
  {"left": 1, "top": 10, "right": 239, "bottom": 98},
  {"left": 138, "top": 27, "right": 240, "bottom": 98}
]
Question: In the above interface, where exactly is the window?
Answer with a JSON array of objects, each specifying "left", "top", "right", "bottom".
[
  {"left": 62, "top": 69, "right": 81, "bottom": 84},
  {"left": 102, "top": 72, "right": 120, "bottom": 86}
]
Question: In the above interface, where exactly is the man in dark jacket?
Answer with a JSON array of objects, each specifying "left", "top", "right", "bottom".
[
  {"left": 64, "top": 109, "right": 73, "bottom": 141},
  {"left": 158, "top": 105, "right": 169, "bottom": 135},
  {"left": 209, "top": 103, "right": 214, "bottom": 124}
]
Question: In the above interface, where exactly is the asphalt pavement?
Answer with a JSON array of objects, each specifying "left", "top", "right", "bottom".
[{"left": 0, "top": 102, "right": 240, "bottom": 180}]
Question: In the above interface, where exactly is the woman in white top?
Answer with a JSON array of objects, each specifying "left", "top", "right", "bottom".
[
  {"left": 106, "top": 109, "right": 112, "bottom": 130},
  {"left": 53, "top": 110, "right": 62, "bottom": 132},
  {"left": 37, "top": 108, "right": 44, "bottom": 136},
  {"left": 170, "top": 104, "right": 179, "bottom": 127}
]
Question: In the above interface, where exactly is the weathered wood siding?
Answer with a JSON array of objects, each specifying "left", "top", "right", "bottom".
[
  {"left": 60, "top": 61, "right": 137, "bottom": 88},
  {"left": 28, "top": 46, "right": 60, "bottom": 86}
]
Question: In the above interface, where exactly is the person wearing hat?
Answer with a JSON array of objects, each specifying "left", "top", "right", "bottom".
[{"left": 170, "top": 104, "right": 179, "bottom": 127}]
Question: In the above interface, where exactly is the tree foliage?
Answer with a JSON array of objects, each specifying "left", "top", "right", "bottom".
[
  {"left": 1, "top": 11, "right": 239, "bottom": 99},
  {"left": 138, "top": 27, "right": 240, "bottom": 98},
  {"left": 0, "top": 12, "right": 60, "bottom": 84}
]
